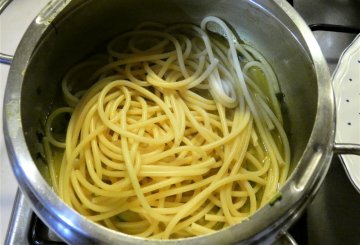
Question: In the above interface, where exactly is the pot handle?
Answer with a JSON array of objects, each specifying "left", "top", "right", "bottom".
[
  {"left": 333, "top": 143, "right": 360, "bottom": 155},
  {"left": 0, "top": 0, "right": 13, "bottom": 14},
  {"left": 0, "top": 0, "right": 14, "bottom": 65},
  {"left": 0, "top": 53, "right": 13, "bottom": 65}
]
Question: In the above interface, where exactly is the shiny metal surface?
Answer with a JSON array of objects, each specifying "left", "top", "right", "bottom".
[
  {"left": 295, "top": 1, "right": 360, "bottom": 243},
  {"left": 0, "top": 53, "right": 13, "bottom": 65},
  {"left": 0, "top": 0, "right": 13, "bottom": 14},
  {"left": 333, "top": 143, "right": 360, "bottom": 155},
  {"left": 6, "top": 191, "right": 63, "bottom": 245},
  {"left": 272, "top": 232, "right": 298, "bottom": 245},
  {"left": 4, "top": 190, "right": 32, "bottom": 245},
  {"left": 2, "top": 0, "right": 339, "bottom": 244},
  {"left": 0, "top": 4, "right": 16, "bottom": 65}
]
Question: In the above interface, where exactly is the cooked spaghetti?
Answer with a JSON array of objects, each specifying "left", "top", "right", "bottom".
[{"left": 42, "top": 16, "right": 290, "bottom": 239}]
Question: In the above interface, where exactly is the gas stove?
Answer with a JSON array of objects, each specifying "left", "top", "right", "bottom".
[{"left": 1, "top": 0, "right": 359, "bottom": 244}]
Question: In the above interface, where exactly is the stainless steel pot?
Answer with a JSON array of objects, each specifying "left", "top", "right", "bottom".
[{"left": 3, "top": 0, "right": 360, "bottom": 244}]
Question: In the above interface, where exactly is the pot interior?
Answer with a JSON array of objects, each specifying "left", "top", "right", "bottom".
[
  {"left": 21, "top": 0, "right": 317, "bottom": 180},
  {"left": 19, "top": 0, "right": 318, "bottom": 240}
]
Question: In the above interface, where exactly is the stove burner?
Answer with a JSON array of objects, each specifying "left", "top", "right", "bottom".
[{"left": 29, "top": 216, "right": 65, "bottom": 245}]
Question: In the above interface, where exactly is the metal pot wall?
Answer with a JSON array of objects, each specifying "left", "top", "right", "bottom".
[{"left": 2, "top": 0, "right": 360, "bottom": 244}]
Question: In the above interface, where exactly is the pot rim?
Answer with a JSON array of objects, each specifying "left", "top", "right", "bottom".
[{"left": 3, "top": 0, "right": 335, "bottom": 244}]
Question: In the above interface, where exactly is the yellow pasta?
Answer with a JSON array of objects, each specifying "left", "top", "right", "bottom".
[{"left": 43, "top": 16, "right": 290, "bottom": 239}]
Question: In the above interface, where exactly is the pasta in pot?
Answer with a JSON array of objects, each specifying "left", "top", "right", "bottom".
[{"left": 42, "top": 16, "right": 290, "bottom": 239}]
